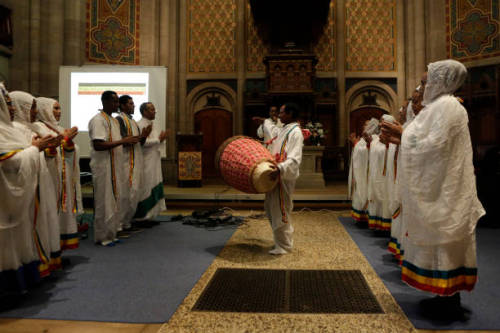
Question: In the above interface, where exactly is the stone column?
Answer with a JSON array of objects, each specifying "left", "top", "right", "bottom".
[
  {"left": 63, "top": 0, "right": 85, "bottom": 66},
  {"left": 139, "top": 0, "right": 159, "bottom": 65},
  {"left": 166, "top": 0, "right": 180, "bottom": 181},
  {"left": 29, "top": 0, "right": 41, "bottom": 94},
  {"left": 414, "top": 0, "right": 426, "bottom": 85},
  {"left": 426, "top": 0, "right": 447, "bottom": 62},
  {"left": 405, "top": 0, "right": 416, "bottom": 97},
  {"left": 336, "top": 0, "right": 347, "bottom": 146},
  {"left": 236, "top": 0, "right": 245, "bottom": 135},
  {"left": 39, "top": 0, "right": 64, "bottom": 97},
  {"left": 178, "top": 0, "right": 188, "bottom": 133},
  {"left": 396, "top": 0, "right": 406, "bottom": 106},
  {"left": 8, "top": 1, "right": 30, "bottom": 91}
]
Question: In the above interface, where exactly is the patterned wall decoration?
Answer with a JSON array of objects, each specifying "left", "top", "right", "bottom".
[
  {"left": 187, "top": 0, "right": 237, "bottom": 73},
  {"left": 246, "top": 1, "right": 270, "bottom": 72},
  {"left": 86, "top": 0, "right": 140, "bottom": 65},
  {"left": 314, "top": 1, "right": 336, "bottom": 72},
  {"left": 345, "top": 0, "right": 397, "bottom": 71},
  {"left": 447, "top": 0, "right": 500, "bottom": 62}
]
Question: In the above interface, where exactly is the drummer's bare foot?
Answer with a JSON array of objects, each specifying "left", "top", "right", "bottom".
[{"left": 269, "top": 246, "right": 288, "bottom": 255}]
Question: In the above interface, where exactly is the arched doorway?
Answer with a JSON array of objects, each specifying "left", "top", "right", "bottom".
[
  {"left": 195, "top": 108, "right": 233, "bottom": 178},
  {"left": 350, "top": 107, "right": 387, "bottom": 137}
]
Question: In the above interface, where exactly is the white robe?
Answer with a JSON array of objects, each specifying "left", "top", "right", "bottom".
[
  {"left": 400, "top": 95, "right": 485, "bottom": 294},
  {"left": 262, "top": 120, "right": 303, "bottom": 251},
  {"left": 135, "top": 117, "right": 166, "bottom": 220},
  {"left": 89, "top": 112, "right": 123, "bottom": 243},
  {"left": 348, "top": 138, "right": 369, "bottom": 221},
  {"left": 257, "top": 118, "right": 282, "bottom": 147},
  {"left": 13, "top": 121, "right": 61, "bottom": 274},
  {"left": 116, "top": 113, "right": 143, "bottom": 228},
  {"left": 0, "top": 146, "right": 40, "bottom": 275},
  {"left": 367, "top": 135, "right": 391, "bottom": 230}
]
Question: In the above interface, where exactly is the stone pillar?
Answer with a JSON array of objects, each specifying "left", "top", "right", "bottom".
[
  {"left": 30, "top": 0, "right": 41, "bottom": 94},
  {"left": 414, "top": 0, "right": 426, "bottom": 85},
  {"left": 166, "top": 0, "right": 180, "bottom": 182},
  {"left": 45, "top": 0, "right": 64, "bottom": 97},
  {"left": 336, "top": 0, "right": 347, "bottom": 146},
  {"left": 9, "top": 1, "right": 30, "bottom": 91},
  {"left": 396, "top": 0, "right": 406, "bottom": 106},
  {"left": 140, "top": 0, "right": 159, "bottom": 65},
  {"left": 426, "top": 0, "right": 447, "bottom": 63},
  {"left": 405, "top": 0, "right": 416, "bottom": 97},
  {"left": 236, "top": 0, "right": 245, "bottom": 135},
  {"left": 178, "top": 0, "right": 188, "bottom": 133},
  {"left": 64, "top": 0, "right": 85, "bottom": 66}
]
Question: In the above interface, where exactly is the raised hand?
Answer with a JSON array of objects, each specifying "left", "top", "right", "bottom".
[
  {"left": 380, "top": 120, "right": 403, "bottom": 145},
  {"left": 159, "top": 129, "right": 170, "bottom": 142},
  {"left": 64, "top": 126, "right": 79, "bottom": 140},
  {"left": 141, "top": 124, "right": 153, "bottom": 139},
  {"left": 123, "top": 135, "right": 141, "bottom": 145},
  {"left": 32, "top": 135, "right": 55, "bottom": 151},
  {"left": 252, "top": 116, "right": 266, "bottom": 125}
]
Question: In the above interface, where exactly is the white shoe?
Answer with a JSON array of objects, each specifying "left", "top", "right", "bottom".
[{"left": 269, "top": 246, "right": 288, "bottom": 255}]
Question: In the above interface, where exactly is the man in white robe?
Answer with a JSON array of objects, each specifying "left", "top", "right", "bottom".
[
  {"left": 88, "top": 91, "right": 140, "bottom": 246},
  {"left": 257, "top": 103, "right": 303, "bottom": 255},
  {"left": 135, "top": 102, "right": 166, "bottom": 221},
  {"left": 115, "top": 95, "right": 149, "bottom": 233},
  {"left": 257, "top": 105, "right": 282, "bottom": 148}
]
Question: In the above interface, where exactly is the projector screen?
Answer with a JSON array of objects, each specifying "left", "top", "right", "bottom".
[{"left": 59, "top": 65, "right": 167, "bottom": 158}]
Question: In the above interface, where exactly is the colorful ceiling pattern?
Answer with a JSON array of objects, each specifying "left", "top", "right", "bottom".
[
  {"left": 86, "top": 0, "right": 140, "bottom": 65},
  {"left": 187, "top": 0, "right": 237, "bottom": 73},
  {"left": 345, "top": 0, "right": 397, "bottom": 72},
  {"left": 447, "top": 0, "right": 500, "bottom": 62}
]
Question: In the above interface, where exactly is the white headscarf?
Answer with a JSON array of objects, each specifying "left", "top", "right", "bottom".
[
  {"left": 37, "top": 97, "right": 63, "bottom": 134},
  {"left": 10, "top": 90, "right": 38, "bottom": 132},
  {"left": 422, "top": 59, "right": 467, "bottom": 106},
  {"left": 364, "top": 118, "right": 380, "bottom": 135},
  {"left": 0, "top": 84, "right": 31, "bottom": 152}
]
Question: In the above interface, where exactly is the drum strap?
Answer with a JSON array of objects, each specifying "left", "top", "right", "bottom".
[{"left": 277, "top": 124, "right": 298, "bottom": 223}]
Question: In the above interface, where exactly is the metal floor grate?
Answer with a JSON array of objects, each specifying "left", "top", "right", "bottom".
[{"left": 192, "top": 268, "right": 383, "bottom": 314}]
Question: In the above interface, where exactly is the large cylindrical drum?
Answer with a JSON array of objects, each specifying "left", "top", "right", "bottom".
[{"left": 215, "top": 136, "right": 278, "bottom": 193}]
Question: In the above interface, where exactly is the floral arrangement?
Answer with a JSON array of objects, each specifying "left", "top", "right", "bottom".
[{"left": 305, "top": 121, "right": 327, "bottom": 145}]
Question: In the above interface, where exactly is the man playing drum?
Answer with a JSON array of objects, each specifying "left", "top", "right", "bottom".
[{"left": 253, "top": 103, "right": 304, "bottom": 254}]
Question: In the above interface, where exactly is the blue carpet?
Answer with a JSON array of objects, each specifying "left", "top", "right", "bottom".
[
  {"left": 339, "top": 216, "right": 500, "bottom": 330},
  {"left": 0, "top": 216, "right": 235, "bottom": 323}
]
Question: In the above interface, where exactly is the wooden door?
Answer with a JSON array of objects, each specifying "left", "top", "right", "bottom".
[
  {"left": 195, "top": 109, "right": 233, "bottom": 178},
  {"left": 349, "top": 107, "right": 387, "bottom": 137}
]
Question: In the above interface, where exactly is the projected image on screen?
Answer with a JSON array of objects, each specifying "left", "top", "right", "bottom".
[{"left": 71, "top": 72, "right": 149, "bottom": 131}]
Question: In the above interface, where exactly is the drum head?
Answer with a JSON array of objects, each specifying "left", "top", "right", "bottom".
[{"left": 252, "top": 161, "right": 279, "bottom": 193}]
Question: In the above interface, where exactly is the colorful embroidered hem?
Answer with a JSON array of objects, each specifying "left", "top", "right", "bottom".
[
  {"left": 368, "top": 215, "right": 391, "bottom": 231},
  {"left": 351, "top": 208, "right": 368, "bottom": 222},
  {"left": 388, "top": 237, "right": 404, "bottom": 264},
  {"left": 60, "top": 233, "right": 80, "bottom": 250},
  {"left": 134, "top": 182, "right": 164, "bottom": 219},
  {"left": 0, "top": 149, "right": 22, "bottom": 161},
  {"left": 401, "top": 260, "right": 477, "bottom": 296}
]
